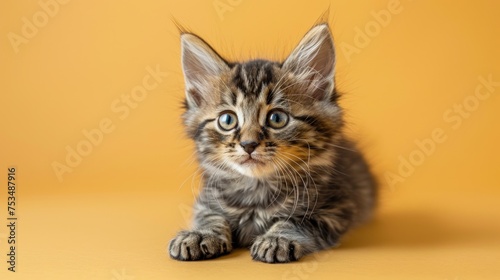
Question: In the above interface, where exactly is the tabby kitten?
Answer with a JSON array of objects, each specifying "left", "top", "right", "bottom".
[{"left": 168, "top": 23, "right": 376, "bottom": 263}]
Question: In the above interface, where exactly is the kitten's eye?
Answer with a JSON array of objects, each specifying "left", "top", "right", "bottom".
[
  {"left": 218, "top": 111, "right": 238, "bottom": 131},
  {"left": 267, "top": 109, "right": 289, "bottom": 129}
]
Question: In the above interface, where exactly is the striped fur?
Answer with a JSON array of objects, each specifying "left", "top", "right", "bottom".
[{"left": 169, "top": 24, "right": 377, "bottom": 263}]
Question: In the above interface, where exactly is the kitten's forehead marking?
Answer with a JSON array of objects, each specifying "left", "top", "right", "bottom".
[
  {"left": 232, "top": 60, "right": 275, "bottom": 96},
  {"left": 228, "top": 60, "right": 277, "bottom": 132},
  {"left": 233, "top": 93, "right": 257, "bottom": 133}
]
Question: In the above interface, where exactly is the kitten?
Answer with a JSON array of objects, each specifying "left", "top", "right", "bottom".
[{"left": 168, "top": 23, "right": 377, "bottom": 263}]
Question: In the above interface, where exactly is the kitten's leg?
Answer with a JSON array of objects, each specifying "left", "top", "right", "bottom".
[
  {"left": 251, "top": 217, "right": 347, "bottom": 263},
  {"left": 169, "top": 211, "right": 232, "bottom": 261}
]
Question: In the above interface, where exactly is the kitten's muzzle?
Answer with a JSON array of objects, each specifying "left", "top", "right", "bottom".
[{"left": 239, "top": 156, "right": 264, "bottom": 166}]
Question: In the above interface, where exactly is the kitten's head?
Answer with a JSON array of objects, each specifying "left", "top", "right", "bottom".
[{"left": 180, "top": 24, "right": 343, "bottom": 179}]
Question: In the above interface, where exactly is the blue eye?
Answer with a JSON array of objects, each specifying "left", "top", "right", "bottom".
[
  {"left": 218, "top": 111, "right": 238, "bottom": 131},
  {"left": 267, "top": 109, "right": 289, "bottom": 129}
]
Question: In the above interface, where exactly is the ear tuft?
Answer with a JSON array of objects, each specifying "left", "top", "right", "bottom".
[
  {"left": 282, "top": 24, "right": 336, "bottom": 101},
  {"left": 181, "top": 33, "right": 229, "bottom": 108}
]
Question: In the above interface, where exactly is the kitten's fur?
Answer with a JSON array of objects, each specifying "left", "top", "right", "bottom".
[{"left": 169, "top": 24, "right": 377, "bottom": 263}]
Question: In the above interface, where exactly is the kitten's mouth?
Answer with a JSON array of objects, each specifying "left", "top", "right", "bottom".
[
  {"left": 239, "top": 156, "right": 264, "bottom": 166},
  {"left": 234, "top": 155, "right": 272, "bottom": 177}
]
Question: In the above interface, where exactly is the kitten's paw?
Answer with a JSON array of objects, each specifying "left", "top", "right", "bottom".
[
  {"left": 169, "top": 230, "right": 232, "bottom": 261},
  {"left": 251, "top": 236, "right": 303, "bottom": 263}
]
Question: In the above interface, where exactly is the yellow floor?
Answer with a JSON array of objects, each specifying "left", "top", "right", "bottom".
[{"left": 2, "top": 186, "right": 499, "bottom": 280}]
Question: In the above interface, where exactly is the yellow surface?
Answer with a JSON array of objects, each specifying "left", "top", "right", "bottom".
[{"left": 1, "top": 0, "right": 500, "bottom": 279}]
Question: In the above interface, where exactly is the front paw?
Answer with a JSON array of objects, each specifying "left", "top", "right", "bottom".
[
  {"left": 251, "top": 235, "right": 303, "bottom": 263},
  {"left": 169, "top": 230, "right": 232, "bottom": 261}
]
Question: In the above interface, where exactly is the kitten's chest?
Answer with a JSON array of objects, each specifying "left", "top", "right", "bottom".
[
  {"left": 232, "top": 207, "right": 276, "bottom": 246},
  {"left": 237, "top": 207, "right": 273, "bottom": 227},
  {"left": 217, "top": 179, "right": 288, "bottom": 245}
]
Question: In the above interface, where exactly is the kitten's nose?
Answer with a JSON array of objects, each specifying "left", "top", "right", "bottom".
[{"left": 240, "top": 141, "right": 259, "bottom": 154}]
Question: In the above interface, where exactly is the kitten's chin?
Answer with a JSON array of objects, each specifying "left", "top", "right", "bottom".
[{"left": 231, "top": 157, "right": 274, "bottom": 178}]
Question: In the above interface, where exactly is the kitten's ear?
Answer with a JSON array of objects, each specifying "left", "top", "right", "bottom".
[
  {"left": 181, "top": 33, "right": 229, "bottom": 107},
  {"left": 282, "top": 24, "right": 335, "bottom": 101}
]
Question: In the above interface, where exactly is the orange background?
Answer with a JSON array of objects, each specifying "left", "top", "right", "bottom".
[{"left": 1, "top": 0, "right": 500, "bottom": 279}]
